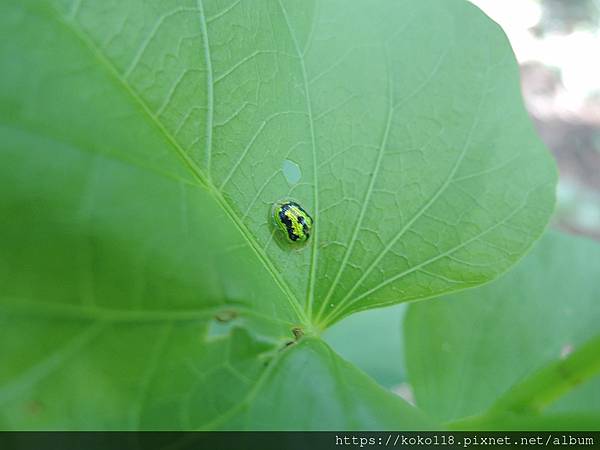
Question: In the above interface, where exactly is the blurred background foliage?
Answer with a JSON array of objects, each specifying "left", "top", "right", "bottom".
[{"left": 472, "top": 0, "right": 600, "bottom": 240}]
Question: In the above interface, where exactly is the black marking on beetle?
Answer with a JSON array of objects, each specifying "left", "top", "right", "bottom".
[
  {"left": 275, "top": 201, "right": 313, "bottom": 243},
  {"left": 279, "top": 209, "right": 299, "bottom": 241},
  {"left": 298, "top": 206, "right": 315, "bottom": 225},
  {"left": 293, "top": 202, "right": 311, "bottom": 220},
  {"left": 298, "top": 215, "right": 310, "bottom": 238}
]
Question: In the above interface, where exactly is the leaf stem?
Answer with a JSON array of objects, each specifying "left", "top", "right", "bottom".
[
  {"left": 489, "top": 334, "right": 600, "bottom": 415},
  {"left": 447, "top": 412, "right": 600, "bottom": 431},
  {"left": 447, "top": 334, "right": 600, "bottom": 431}
]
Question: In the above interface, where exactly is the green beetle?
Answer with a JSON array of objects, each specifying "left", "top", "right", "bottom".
[{"left": 273, "top": 201, "right": 313, "bottom": 243}]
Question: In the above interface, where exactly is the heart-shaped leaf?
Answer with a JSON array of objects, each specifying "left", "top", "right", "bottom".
[{"left": 0, "top": 0, "right": 556, "bottom": 429}]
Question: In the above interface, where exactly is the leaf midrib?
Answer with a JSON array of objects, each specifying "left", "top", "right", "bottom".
[
  {"left": 276, "top": 0, "right": 321, "bottom": 320},
  {"left": 196, "top": 0, "right": 215, "bottom": 176},
  {"left": 320, "top": 60, "right": 491, "bottom": 325},
  {"left": 0, "top": 297, "right": 294, "bottom": 326},
  {"left": 44, "top": 3, "right": 309, "bottom": 326}
]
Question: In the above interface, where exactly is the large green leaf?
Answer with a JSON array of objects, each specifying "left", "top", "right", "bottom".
[
  {"left": 1, "top": 0, "right": 555, "bottom": 429},
  {"left": 405, "top": 231, "right": 600, "bottom": 428}
]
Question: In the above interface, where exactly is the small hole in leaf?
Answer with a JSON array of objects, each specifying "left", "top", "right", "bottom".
[{"left": 282, "top": 159, "right": 301, "bottom": 185}]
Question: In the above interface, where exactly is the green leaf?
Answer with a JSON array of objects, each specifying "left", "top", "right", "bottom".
[
  {"left": 489, "top": 334, "right": 600, "bottom": 416},
  {"left": 449, "top": 412, "right": 600, "bottom": 432},
  {"left": 324, "top": 305, "right": 408, "bottom": 389},
  {"left": 405, "top": 231, "right": 600, "bottom": 426},
  {"left": 203, "top": 338, "right": 435, "bottom": 430},
  {"left": 1, "top": 0, "right": 556, "bottom": 429}
]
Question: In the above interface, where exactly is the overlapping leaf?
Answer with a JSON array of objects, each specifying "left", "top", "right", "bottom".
[{"left": 405, "top": 231, "right": 600, "bottom": 428}]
